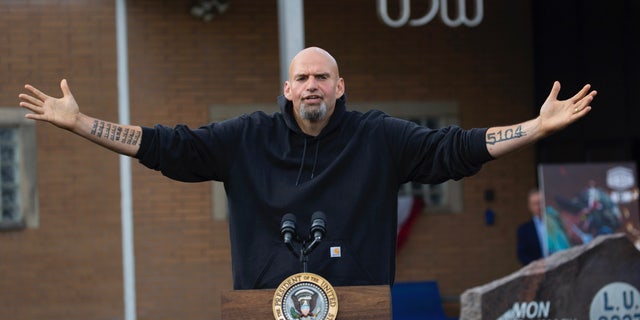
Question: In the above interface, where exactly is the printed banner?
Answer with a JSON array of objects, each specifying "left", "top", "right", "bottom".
[{"left": 538, "top": 162, "right": 640, "bottom": 255}]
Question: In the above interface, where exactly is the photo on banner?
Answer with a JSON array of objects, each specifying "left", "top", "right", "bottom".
[{"left": 538, "top": 162, "right": 640, "bottom": 256}]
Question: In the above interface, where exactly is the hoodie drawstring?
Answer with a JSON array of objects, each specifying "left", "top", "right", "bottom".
[
  {"left": 310, "top": 140, "right": 320, "bottom": 179},
  {"left": 295, "top": 138, "right": 308, "bottom": 186},
  {"left": 295, "top": 137, "right": 320, "bottom": 186}
]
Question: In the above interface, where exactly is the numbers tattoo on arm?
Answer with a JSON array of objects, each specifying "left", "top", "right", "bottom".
[
  {"left": 91, "top": 120, "right": 141, "bottom": 146},
  {"left": 486, "top": 125, "right": 526, "bottom": 145}
]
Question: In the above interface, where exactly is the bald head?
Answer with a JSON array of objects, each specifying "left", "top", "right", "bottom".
[{"left": 288, "top": 47, "right": 340, "bottom": 81}]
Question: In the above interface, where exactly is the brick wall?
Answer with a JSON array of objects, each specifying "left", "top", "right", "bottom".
[{"left": 0, "top": 1, "right": 536, "bottom": 319}]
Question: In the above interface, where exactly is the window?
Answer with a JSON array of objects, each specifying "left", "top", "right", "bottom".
[
  {"left": 397, "top": 116, "right": 463, "bottom": 213},
  {"left": 1, "top": 127, "right": 21, "bottom": 226},
  {"left": 0, "top": 108, "right": 38, "bottom": 230},
  {"left": 351, "top": 101, "right": 462, "bottom": 213}
]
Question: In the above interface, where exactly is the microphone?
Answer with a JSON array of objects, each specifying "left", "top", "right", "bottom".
[
  {"left": 304, "top": 211, "right": 326, "bottom": 255},
  {"left": 280, "top": 213, "right": 297, "bottom": 245},
  {"left": 309, "top": 211, "right": 326, "bottom": 241}
]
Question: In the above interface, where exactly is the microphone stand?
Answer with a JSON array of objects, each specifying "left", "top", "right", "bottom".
[
  {"left": 285, "top": 234, "right": 322, "bottom": 273},
  {"left": 300, "top": 246, "right": 308, "bottom": 273},
  {"left": 281, "top": 212, "right": 326, "bottom": 273}
]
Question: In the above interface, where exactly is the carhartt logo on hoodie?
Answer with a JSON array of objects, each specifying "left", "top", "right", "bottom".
[{"left": 330, "top": 246, "right": 341, "bottom": 258}]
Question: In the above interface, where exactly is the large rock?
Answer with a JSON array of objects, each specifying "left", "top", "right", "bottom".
[{"left": 461, "top": 233, "right": 640, "bottom": 320}]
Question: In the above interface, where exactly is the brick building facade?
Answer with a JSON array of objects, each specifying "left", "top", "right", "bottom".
[{"left": 0, "top": 1, "right": 539, "bottom": 319}]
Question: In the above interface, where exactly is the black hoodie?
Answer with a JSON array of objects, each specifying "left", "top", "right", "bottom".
[{"left": 136, "top": 94, "right": 493, "bottom": 289}]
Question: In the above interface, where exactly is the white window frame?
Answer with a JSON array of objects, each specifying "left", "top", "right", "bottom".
[
  {"left": 0, "top": 107, "right": 39, "bottom": 230},
  {"left": 351, "top": 101, "right": 462, "bottom": 213}
]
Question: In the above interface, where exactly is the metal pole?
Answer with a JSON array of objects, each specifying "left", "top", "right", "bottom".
[
  {"left": 277, "top": 0, "right": 305, "bottom": 85},
  {"left": 115, "top": 1, "right": 136, "bottom": 319}
]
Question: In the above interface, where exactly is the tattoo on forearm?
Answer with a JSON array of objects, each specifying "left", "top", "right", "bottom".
[
  {"left": 96, "top": 121, "right": 105, "bottom": 138},
  {"left": 122, "top": 128, "right": 129, "bottom": 142},
  {"left": 486, "top": 125, "right": 526, "bottom": 145},
  {"left": 105, "top": 123, "right": 112, "bottom": 140},
  {"left": 91, "top": 120, "right": 140, "bottom": 145},
  {"left": 116, "top": 127, "right": 123, "bottom": 142},
  {"left": 127, "top": 130, "right": 140, "bottom": 145},
  {"left": 90, "top": 121, "right": 98, "bottom": 135}
]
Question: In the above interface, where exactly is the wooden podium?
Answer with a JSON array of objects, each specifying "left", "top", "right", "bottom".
[{"left": 221, "top": 285, "right": 391, "bottom": 319}]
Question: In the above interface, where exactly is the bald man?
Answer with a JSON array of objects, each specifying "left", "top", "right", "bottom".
[{"left": 20, "top": 47, "right": 597, "bottom": 289}]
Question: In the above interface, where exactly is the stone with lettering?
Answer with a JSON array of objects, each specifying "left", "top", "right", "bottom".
[{"left": 460, "top": 233, "right": 640, "bottom": 320}]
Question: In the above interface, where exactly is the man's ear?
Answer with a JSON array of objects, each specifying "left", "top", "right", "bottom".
[
  {"left": 283, "top": 81, "right": 292, "bottom": 100},
  {"left": 336, "top": 78, "right": 345, "bottom": 97}
]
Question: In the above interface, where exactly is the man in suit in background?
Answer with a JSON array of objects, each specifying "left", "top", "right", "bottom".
[{"left": 517, "top": 189, "right": 545, "bottom": 265}]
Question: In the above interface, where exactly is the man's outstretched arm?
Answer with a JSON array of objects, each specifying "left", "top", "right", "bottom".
[
  {"left": 485, "top": 81, "right": 597, "bottom": 158},
  {"left": 19, "top": 79, "right": 142, "bottom": 157}
]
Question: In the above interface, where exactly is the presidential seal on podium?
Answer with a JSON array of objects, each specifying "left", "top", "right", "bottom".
[{"left": 272, "top": 272, "right": 338, "bottom": 320}]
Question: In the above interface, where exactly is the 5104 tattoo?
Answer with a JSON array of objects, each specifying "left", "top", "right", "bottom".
[{"left": 486, "top": 125, "right": 526, "bottom": 145}]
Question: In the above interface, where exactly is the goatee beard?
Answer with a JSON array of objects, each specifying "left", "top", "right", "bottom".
[{"left": 299, "top": 102, "right": 327, "bottom": 122}]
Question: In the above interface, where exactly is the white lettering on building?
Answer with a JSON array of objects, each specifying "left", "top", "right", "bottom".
[{"left": 377, "top": 0, "right": 484, "bottom": 28}]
